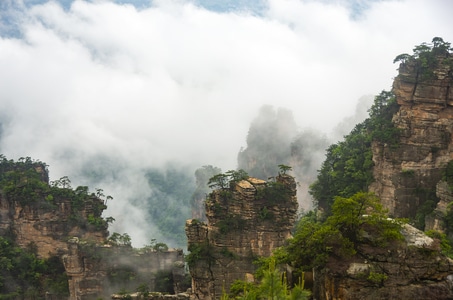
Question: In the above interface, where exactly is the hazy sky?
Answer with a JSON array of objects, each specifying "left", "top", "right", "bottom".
[{"left": 0, "top": 0, "right": 452, "bottom": 246}]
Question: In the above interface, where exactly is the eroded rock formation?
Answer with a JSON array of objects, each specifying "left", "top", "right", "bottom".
[
  {"left": 370, "top": 52, "right": 453, "bottom": 220},
  {"left": 0, "top": 159, "right": 188, "bottom": 299},
  {"left": 0, "top": 162, "right": 107, "bottom": 259},
  {"left": 185, "top": 174, "right": 298, "bottom": 299},
  {"left": 314, "top": 223, "right": 453, "bottom": 299}
]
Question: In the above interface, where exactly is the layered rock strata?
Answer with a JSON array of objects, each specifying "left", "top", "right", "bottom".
[
  {"left": 185, "top": 174, "right": 298, "bottom": 299},
  {"left": 0, "top": 160, "right": 188, "bottom": 299},
  {"left": 0, "top": 163, "right": 107, "bottom": 258},
  {"left": 370, "top": 54, "right": 453, "bottom": 219}
]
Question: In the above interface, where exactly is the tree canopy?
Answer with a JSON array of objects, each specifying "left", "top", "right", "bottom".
[
  {"left": 394, "top": 37, "right": 453, "bottom": 81},
  {"left": 271, "top": 193, "right": 405, "bottom": 272},
  {"left": 309, "top": 90, "right": 399, "bottom": 213}
]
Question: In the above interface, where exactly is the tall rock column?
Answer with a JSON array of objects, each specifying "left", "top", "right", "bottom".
[
  {"left": 185, "top": 174, "right": 298, "bottom": 299},
  {"left": 370, "top": 52, "right": 453, "bottom": 220}
]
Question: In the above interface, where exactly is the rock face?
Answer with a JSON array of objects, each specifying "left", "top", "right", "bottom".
[
  {"left": 0, "top": 159, "right": 188, "bottom": 300},
  {"left": 314, "top": 223, "right": 453, "bottom": 300},
  {"left": 62, "top": 239, "right": 187, "bottom": 300},
  {"left": 0, "top": 163, "right": 107, "bottom": 259},
  {"left": 185, "top": 174, "right": 298, "bottom": 299},
  {"left": 370, "top": 53, "right": 453, "bottom": 220},
  {"left": 425, "top": 180, "right": 453, "bottom": 232}
]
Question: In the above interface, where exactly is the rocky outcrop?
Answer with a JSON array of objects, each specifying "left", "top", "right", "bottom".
[
  {"left": 185, "top": 174, "right": 298, "bottom": 299},
  {"left": 62, "top": 238, "right": 187, "bottom": 300},
  {"left": 314, "top": 223, "right": 453, "bottom": 300},
  {"left": 0, "top": 158, "right": 189, "bottom": 300},
  {"left": 370, "top": 52, "right": 453, "bottom": 220},
  {"left": 0, "top": 162, "right": 107, "bottom": 259},
  {"left": 7, "top": 197, "right": 107, "bottom": 258}
]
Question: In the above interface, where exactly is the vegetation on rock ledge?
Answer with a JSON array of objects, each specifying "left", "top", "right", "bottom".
[
  {"left": 262, "top": 193, "right": 405, "bottom": 273},
  {"left": 394, "top": 37, "right": 453, "bottom": 81}
]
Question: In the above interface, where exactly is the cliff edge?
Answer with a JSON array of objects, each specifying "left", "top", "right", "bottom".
[
  {"left": 185, "top": 173, "right": 298, "bottom": 299},
  {"left": 370, "top": 40, "right": 453, "bottom": 221}
]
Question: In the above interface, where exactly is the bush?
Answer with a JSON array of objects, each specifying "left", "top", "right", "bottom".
[
  {"left": 280, "top": 193, "right": 405, "bottom": 271},
  {"left": 256, "top": 181, "right": 292, "bottom": 205},
  {"left": 186, "top": 242, "right": 215, "bottom": 267}
]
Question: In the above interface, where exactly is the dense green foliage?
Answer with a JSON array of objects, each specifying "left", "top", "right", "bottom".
[
  {"left": 0, "top": 237, "right": 69, "bottom": 298},
  {"left": 0, "top": 155, "right": 110, "bottom": 232},
  {"left": 186, "top": 241, "right": 215, "bottom": 268},
  {"left": 0, "top": 156, "right": 50, "bottom": 207},
  {"left": 216, "top": 214, "right": 247, "bottom": 234},
  {"left": 226, "top": 258, "right": 310, "bottom": 300},
  {"left": 394, "top": 37, "right": 453, "bottom": 81},
  {"left": 269, "top": 193, "right": 405, "bottom": 272},
  {"left": 0, "top": 155, "right": 114, "bottom": 298},
  {"left": 425, "top": 230, "right": 453, "bottom": 258},
  {"left": 108, "top": 232, "right": 132, "bottom": 247},
  {"left": 256, "top": 181, "right": 292, "bottom": 206},
  {"left": 310, "top": 91, "right": 399, "bottom": 212}
]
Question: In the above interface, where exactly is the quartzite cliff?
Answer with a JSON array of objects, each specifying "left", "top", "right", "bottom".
[
  {"left": 316, "top": 40, "right": 453, "bottom": 299},
  {"left": 0, "top": 157, "right": 187, "bottom": 299},
  {"left": 185, "top": 173, "right": 298, "bottom": 299},
  {"left": 370, "top": 44, "right": 453, "bottom": 222}
]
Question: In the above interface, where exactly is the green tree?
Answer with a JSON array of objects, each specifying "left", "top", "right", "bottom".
[
  {"left": 310, "top": 90, "right": 398, "bottom": 213},
  {"left": 278, "top": 164, "right": 292, "bottom": 175},
  {"left": 227, "top": 257, "right": 310, "bottom": 300},
  {"left": 0, "top": 237, "right": 69, "bottom": 297},
  {"left": 280, "top": 193, "right": 404, "bottom": 273},
  {"left": 208, "top": 170, "right": 249, "bottom": 190},
  {"left": 394, "top": 37, "right": 453, "bottom": 81},
  {"left": 309, "top": 123, "right": 373, "bottom": 212},
  {"left": 258, "top": 258, "right": 287, "bottom": 300},
  {"left": 208, "top": 173, "right": 230, "bottom": 190}
]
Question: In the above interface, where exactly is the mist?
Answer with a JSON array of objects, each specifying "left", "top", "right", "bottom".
[{"left": 0, "top": 0, "right": 451, "bottom": 247}]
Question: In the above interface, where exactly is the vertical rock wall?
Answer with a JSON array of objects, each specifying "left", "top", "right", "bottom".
[
  {"left": 0, "top": 164, "right": 107, "bottom": 259},
  {"left": 370, "top": 55, "right": 453, "bottom": 219},
  {"left": 185, "top": 174, "right": 298, "bottom": 299}
]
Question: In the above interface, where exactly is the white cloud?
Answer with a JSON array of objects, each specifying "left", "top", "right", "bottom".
[{"left": 0, "top": 0, "right": 451, "bottom": 246}]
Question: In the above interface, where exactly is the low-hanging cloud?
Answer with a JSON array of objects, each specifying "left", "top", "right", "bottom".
[{"left": 0, "top": 0, "right": 451, "bottom": 246}]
